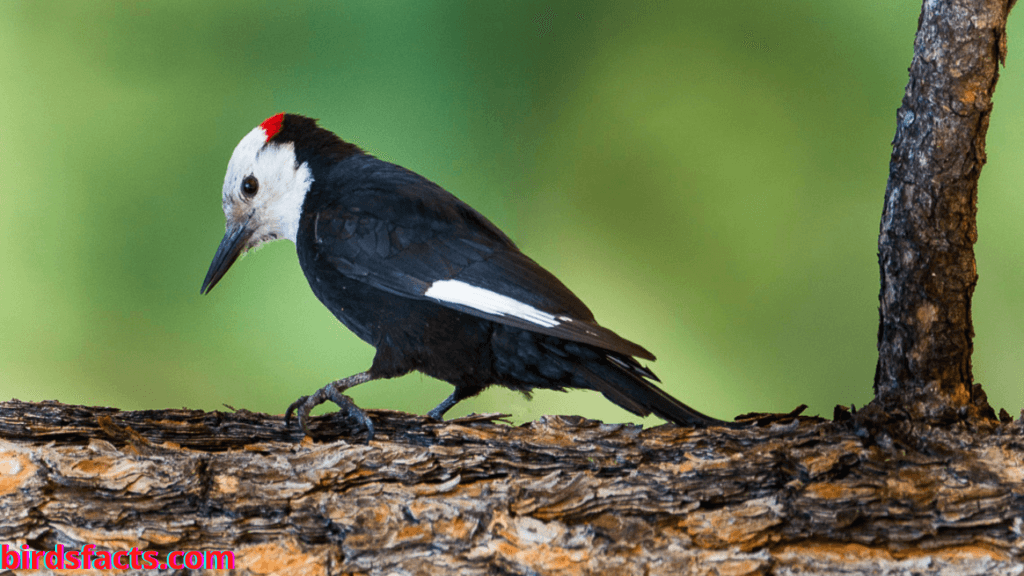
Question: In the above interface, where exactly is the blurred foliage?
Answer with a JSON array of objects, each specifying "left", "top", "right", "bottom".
[{"left": 0, "top": 1, "right": 1021, "bottom": 425}]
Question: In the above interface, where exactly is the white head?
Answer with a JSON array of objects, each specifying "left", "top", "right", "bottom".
[{"left": 201, "top": 113, "right": 313, "bottom": 294}]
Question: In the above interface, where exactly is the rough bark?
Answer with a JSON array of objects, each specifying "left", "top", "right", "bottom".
[
  {"left": 875, "top": 0, "right": 1015, "bottom": 418},
  {"left": 1, "top": 400, "right": 1023, "bottom": 575}
]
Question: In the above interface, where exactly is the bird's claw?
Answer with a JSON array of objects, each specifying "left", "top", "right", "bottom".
[
  {"left": 285, "top": 380, "right": 375, "bottom": 442},
  {"left": 284, "top": 394, "right": 315, "bottom": 435}
]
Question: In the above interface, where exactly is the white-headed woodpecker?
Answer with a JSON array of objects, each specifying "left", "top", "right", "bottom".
[{"left": 201, "top": 113, "right": 725, "bottom": 439}]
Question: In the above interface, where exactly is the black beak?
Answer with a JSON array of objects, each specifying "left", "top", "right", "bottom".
[{"left": 200, "top": 222, "right": 252, "bottom": 295}]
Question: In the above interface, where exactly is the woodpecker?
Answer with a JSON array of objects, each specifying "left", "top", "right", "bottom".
[{"left": 201, "top": 113, "right": 725, "bottom": 439}]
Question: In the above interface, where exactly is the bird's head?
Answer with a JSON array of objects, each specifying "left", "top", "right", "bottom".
[{"left": 200, "top": 113, "right": 313, "bottom": 294}]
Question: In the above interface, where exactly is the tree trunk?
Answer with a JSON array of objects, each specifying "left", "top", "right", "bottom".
[{"left": 875, "top": 0, "right": 1015, "bottom": 419}]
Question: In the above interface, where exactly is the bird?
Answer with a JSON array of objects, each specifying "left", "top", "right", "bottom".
[{"left": 201, "top": 113, "right": 726, "bottom": 439}]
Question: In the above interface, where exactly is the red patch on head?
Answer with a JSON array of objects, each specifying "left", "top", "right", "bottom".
[{"left": 259, "top": 113, "right": 285, "bottom": 141}]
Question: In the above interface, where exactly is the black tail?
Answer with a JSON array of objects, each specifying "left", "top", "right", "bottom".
[{"left": 581, "top": 353, "right": 729, "bottom": 427}]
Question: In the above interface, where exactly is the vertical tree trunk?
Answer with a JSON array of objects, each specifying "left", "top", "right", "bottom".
[{"left": 875, "top": 0, "right": 1015, "bottom": 419}]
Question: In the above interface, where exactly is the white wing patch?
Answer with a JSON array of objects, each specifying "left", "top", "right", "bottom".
[{"left": 424, "top": 280, "right": 561, "bottom": 328}]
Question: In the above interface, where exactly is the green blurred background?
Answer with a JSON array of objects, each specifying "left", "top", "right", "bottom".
[{"left": 1, "top": 1, "right": 1021, "bottom": 426}]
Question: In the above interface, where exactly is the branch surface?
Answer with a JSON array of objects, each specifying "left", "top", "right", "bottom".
[{"left": 1, "top": 401, "right": 1023, "bottom": 575}]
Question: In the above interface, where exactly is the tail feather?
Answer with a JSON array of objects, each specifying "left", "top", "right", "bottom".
[{"left": 581, "top": 353, "right": 729, "bottom": 428}]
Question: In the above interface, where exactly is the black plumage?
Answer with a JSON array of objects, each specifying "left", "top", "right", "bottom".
[{"left": 202, "top": 114, "right": 725, "bottom": 438}]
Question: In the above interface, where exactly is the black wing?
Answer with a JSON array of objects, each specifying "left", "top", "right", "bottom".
[{"left": 304, "top": 157, "right": 655, "bottom": 360}]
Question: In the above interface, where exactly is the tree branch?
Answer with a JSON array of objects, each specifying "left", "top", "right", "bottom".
[{"left": 1, "top": 401, "right": 1023, "bottom": 574}]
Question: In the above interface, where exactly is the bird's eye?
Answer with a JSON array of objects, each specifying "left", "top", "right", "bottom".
[{"left": 241, "top": 175, "right": 259, "bottom": 198}]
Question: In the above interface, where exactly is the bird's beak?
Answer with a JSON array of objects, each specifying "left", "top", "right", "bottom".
[{"left": 200, "top": 221, "right": 253, "bottom": 295}]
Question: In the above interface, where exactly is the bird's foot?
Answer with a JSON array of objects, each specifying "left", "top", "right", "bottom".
[{"left": 285, "top": 372, "right": 375, "bottom": 441}]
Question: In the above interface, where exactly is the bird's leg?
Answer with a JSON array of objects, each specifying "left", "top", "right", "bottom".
[
  {"left": 427, "top": 393, "right": 459, "bottom": 421},
  {"left": 427, "top": 384, "right": 484, "bottom": 421},
  {"left": 285, "top": 371, "right": 376, "bottom": 440}
]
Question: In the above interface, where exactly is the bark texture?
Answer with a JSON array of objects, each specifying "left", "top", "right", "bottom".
[
  {"left": 1, "top": 401, "right": 1024, "bottom": 575},
  {"left": 875, "top": 0, "right": 1015, "bottom": 418}
]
